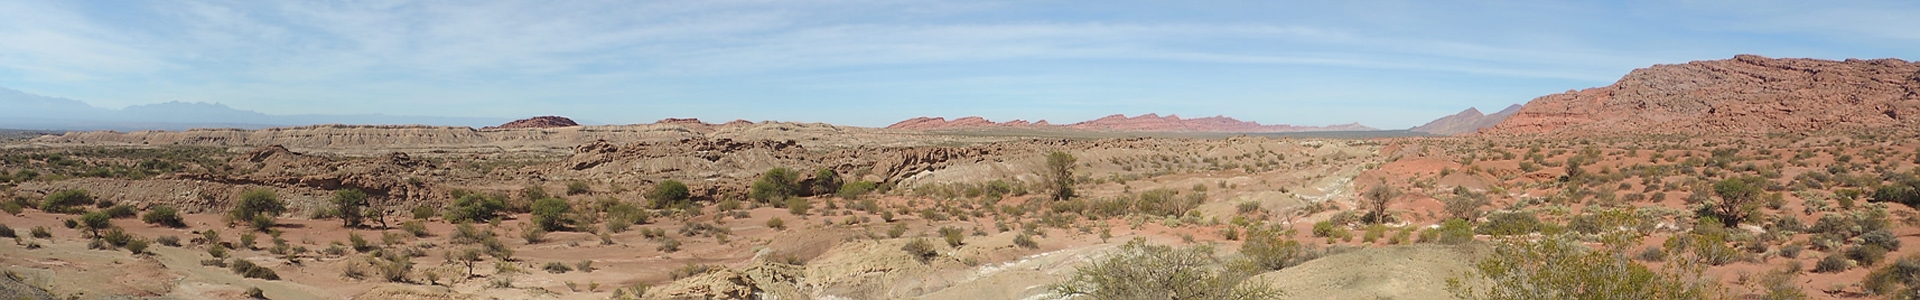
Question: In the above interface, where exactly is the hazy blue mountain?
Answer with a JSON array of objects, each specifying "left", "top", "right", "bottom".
[{"left": 0, "top": 86, "right": 511, "bottom": 131}]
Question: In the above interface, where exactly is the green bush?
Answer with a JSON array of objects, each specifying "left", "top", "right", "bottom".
[
  {"left": 126, "top": 238, "right": 150, "bottom": 255},
  {"left": 567, "top": 181, "right": 591, "bottom": 196},
  {"left": 1437, "top": 218, "right": 1475, "bottom": 244},
  {"left": 786, "top": 198, "right": 811, "bottom": 216},
  {"left": 332, "top": 189, "right": 369, "bottom": 228},
  {"left": 142, "top": 205, "right": 186, "bottom": 228},
  {"left": 30, "top": 226, "right": 50, "bottom": 239},
  {"left": 1851, "top": 245, "right": 1889, "bottom": 267},
  {"left": 1241, "top": 230, "right": 1308, "bottom": 271},
  {"left": 444, "top": 193, "right": 505, "bottom": 224},
  {"left": 230, "top": 259, "right": 280, "bottom": 280},
  {"left": 1045, "top": 151, "right": 1077, "bottom": 201},
  {"left": 837, "top": 181, "right": 878, "bottom": 200},
  {"left": 41, "top": 189, "right": 94, "bottom": 213},
  {"left": 648, "top": 180, "right": 691, "bottom": 209},
  {"left": 544, "top": 261, "right": 574, "bottom": 273},
  {"left": 1815, "top": 253, "right": 1850, "bottom": 273},
  {"left": 1864, "top": 254, "right": 1920, "bottom": 296},
  {"left": 1448, "top": 234, "right": 1717, "bottom": 299},
  {"left": 749, "top": 168, "right": 800, "bottom": 204},
  {"left": 531, "top": 198, "right": 572, "bottom": 231},
  {"left": 80, "top": 211, "right": 112, "bottom": 236},
  {"left": 103, "top": 204, "right": 137, "bottom": 218},
  {"left": 940, "top": 227, "right": 965, "bottom": 247},
  {"left": 1013, "top": 233, "right": 1039, "bottom": 249},
  {"left": 1476, "top": 211, "right": 1543, "bottom": 236},
  {"left": 1052, "top": 239, "right": 1279, "bottom": 299},
  {"left": 766, "top": 217, "right": 785, "bottom": 230},
  {"left": 401, "top": 220, "right": 429, "bottom": 237},
  {"left": 230, "top": 189, "right": 285, "bottom": 231},
  {"left": 411, "top": 206, "right": 435, "bottom": 220}
]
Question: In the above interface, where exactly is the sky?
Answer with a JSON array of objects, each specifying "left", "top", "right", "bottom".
[{"left": 1, "top": 0, "right": 1917, "bottom": 129}]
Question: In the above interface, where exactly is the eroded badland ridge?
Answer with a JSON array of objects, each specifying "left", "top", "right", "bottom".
[{"left": 4, "top": 55, "right": 1920, "bottom": 300}]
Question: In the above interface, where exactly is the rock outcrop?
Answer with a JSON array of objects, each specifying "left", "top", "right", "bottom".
[
  {"left": 1484, "top": 55, "right": 1920, "bottom": 135},
  {"left": 479, "top": 116, "right": 578, "bottom": 130},
  {"left": 887, "top": 113, "right": 1373, "bottom": 132},
  {"left": 1409, "top": 104, "right": 1522, "bottom": 135}
]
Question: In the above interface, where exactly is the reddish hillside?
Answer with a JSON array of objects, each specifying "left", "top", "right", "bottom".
[
  {"left": 1484, "top": 55, "right": 1920, "bottom": 135},
  {"left": 481, "top": 116, "right": 579, "bottom": 130},
  {"left": 887, "top": 113, "right": 1373, "bottom": 132}
]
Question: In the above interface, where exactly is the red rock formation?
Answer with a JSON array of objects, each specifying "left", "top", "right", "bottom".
[
  {"left": 886, "top": 114, "right": 1374, "bottom": 132},
  {"left": 1484, "top": 55, "right": 1920, "bottom": 135},
  {"left": 481, "top": 116, "right": 579, "bottom": 130},
  {"left": 1410, "top": 104, "right": 1522, "bottom": 136}
]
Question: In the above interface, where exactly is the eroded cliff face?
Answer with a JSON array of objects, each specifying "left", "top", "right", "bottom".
[{"left": 1485, "top": 54, "right": 1920, "bottom": 135}]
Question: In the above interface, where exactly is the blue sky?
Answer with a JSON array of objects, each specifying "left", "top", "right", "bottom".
[{"left": 2, "top": 1, "right": 1917, "bottom": 129}]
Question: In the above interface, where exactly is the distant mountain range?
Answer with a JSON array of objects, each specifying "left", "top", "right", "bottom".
[
  {"left": 888, "top": 113, "right": 1375, "bottom": 132},
  {"left": 1409, "top": 104, "right": 1522, "bottom": 135},
  {"left": 0, "top": 87, "right": 511, "bottom": 131}
]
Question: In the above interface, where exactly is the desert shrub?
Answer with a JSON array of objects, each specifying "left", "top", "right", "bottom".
[
  {"left": 1637, "top": 246, "right": 1666, "bottom": 262},
  {"left": 156, "top": 235, "right": 181, "bottom": 247},
  {"left": 810, "top": 168, "right": 840, "bottom": 195},
  {"left": 103, "top": 204, "right": 137, "bottom": 219},
  {"left": 1444, "top": 188, "right": 1490, "bottom": 222},
  {"left": 332, "top": 189, "right": 369, "bottom": 228},
  {"left": 606, "top": 202, "right": 650, "bottom": 227},
  {"left": 566, "top": 181, "right": 591, "bottom": 195},
  {"left": 837, "top": 180, "right": 878, "bottom": 199},
  {"left": 1863, "top": 254, "right": 1920, "bottom": 296},
  {"left": 903, "top": 238, "right": 938, "bottom": 263},
  {"left": 766, "top": 217, "right": 785, "bottom": 230},
  {"left": 246, "top": 287, "right": 265, "bottom": 298},
  {"left": 230, "top": 259, "right": 280, "bottom": 280},
  {"left": 1863, "top": 229, "right": 1901, "bottom": 251},
  {"left": 1815, "top": 253, "right": 1850, "bottom": 273},
  {"left": 29, "top": 226, "right": 50, "bottom": 238},
  {"left": 239, "top": 232, "right": 257, "bottom": 249},
  {"left": 649, "top": 180, "right": 691, "bottom": 209},
  {"left": 443, "top": 194, "right": 506, "bottom": 224},
  {"left": 1871, "top": 178, "right": 1920, "bottom": 209},
  {"left": 940, "top": 227, "right": 965, "bottom": 247},
  {"left": 786, "top": 198, "right": 811, "bottom": 216},
  {"left": 449, "top": 223, "right": 490, "bottom": 244},
  {"left": 1241, "top": 230, "right": 1309, "bottom": 271},
  {"left": 80, "top": 210, "right": 112, "bottom": 236},
  {"left": 349, "top": 232, "right": 374, "bottom": 252},
  {"left": 1362, "top": 224, "right": 1386, "bottom": 243},
  {"left": 668, "top": 263, "right": 715, "bottom": 280},
  {"left": 401, "top": 220, "right": 429, "bottom": 237},
  {"left": 1476, "top": 211, "right": 1543, "bottom": 236},
  {"left": 531, "top": 198, "right": 572, "bottom": 231},
  {"left": 1850, "top": 245, "right": 1889, "bottom": 267},
  {"left": 1703, "top": 176, "right": 1766, "bottom": 227},
  {"left": 1780, "top": 244, "right": 1804, "bottom": 259},
  {"left": 750, "top": 168, "right": 801, "bottom": 204},
  {"left": 1448, "top": 234, "right": 1718, "bottom": 300},
  {"left": 125, "top": 238, "right": 150, "bottom": 254},
  {"left": 544, "top": 261, "right": 574, "bottom": 273},
  {"left": 1437, "top": 218, "right": 1475, "bottom": 244},
  {"left": 1045, "top": 151, "right": 1077, "bottom": 201},
  {"left": 0, "top": 223, "right": 12, "bottom": 238},
  {"left": 520, "top": 223, "right": 547, "bottom": 244},
  {"left": 41, "top": 189, "right": 94, "bottom": 213},
  {"left": 0, "top": 201, "right": 21, "bottom": 215},
  {"left": 576, "top": 260, "right": 595, "bottom": 273},
  {"left": 142, "top": 205, "right": 186, "bottom": 228},
  {"left": 412, "top": 206, "right": 435, "bottom": 220},
  {"left": 100, "top": 226, "right": 132, "bottom": 247},
  {"left": 1013, "top": 233, "right": 1039, "bottom": 249},
  {"left": 1052, "top": 239, "right": 1280, "bottom": 299},
  {"left": 1311, "top": 220, "right": 1339, "bottom": 237},
  {"left": 888, "top": 223, "right": 907, "bottom": 238},
  {"left": 657, "top": 237, "right": 681, "bottom": 253},
  {"left": 229, "top": 189, "right": 285, "bottom": 231}
]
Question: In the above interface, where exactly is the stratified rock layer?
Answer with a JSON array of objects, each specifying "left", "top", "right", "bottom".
[{"left": 1485, "top": 55, "right": 1920, "bottom": 135}]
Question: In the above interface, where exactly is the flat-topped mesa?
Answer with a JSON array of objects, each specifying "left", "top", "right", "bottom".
[
  {"left": 1482, "top": 54, "right": 1920, "bottom": 135},
  {"left": 481, "top": 116, "right": 579, "bottom": 130},
  {"left": 889, "top": 113, "right": 1374, "bottom": 133}
]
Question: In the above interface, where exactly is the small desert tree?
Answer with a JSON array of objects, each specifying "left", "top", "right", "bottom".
[
  {"left": 750, "top": 168, "right": 800, "bottom": 204},
  {"left": 531, "top": 198, "right": 571, "bottom": 231},
  {"left": 1046, "top": 151, "right": 1077, "bottom": 201},
  {"left": 1444, "top": 186, "right": 1490, "bottom": 222},
  {"left": 1052, "top": 238, "right": 1281, "bottom": 299},
  {"left": 80, "top": 210, "right": 112, "bottom": 237},
  {"left": 333, "top": 189, "right": 369, "bottom": 228},
  {"left": 1361, "top": 182, "right": 1403, "bottom": 224},
  {"left": 1707, "top": 176, "right": 1766, "bottom": 227},
  {"left": 230, "top": 189, "right": 286, "bottom": 231},
  {"left": 648, "top": 180, "right": 691, "bottom": 209}
]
